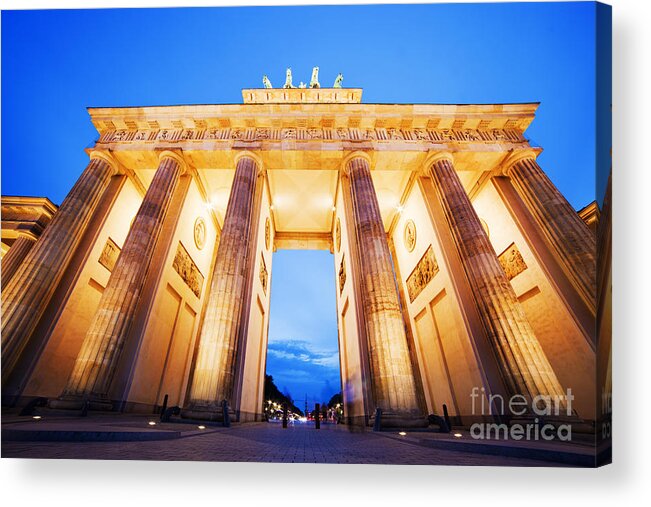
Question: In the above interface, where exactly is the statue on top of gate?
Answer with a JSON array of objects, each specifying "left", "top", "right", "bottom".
[{"left": 261, "top": 67, "right": 343, "bottom": 89}]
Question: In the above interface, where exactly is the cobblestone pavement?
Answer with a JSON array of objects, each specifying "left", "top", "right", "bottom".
[{"left": 2, "top": 422, "right": 558, "bottom": 466}]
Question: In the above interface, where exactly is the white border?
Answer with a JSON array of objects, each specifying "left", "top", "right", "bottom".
[{"left": 1, "top": 0, "right": 649, "bottom": 504}]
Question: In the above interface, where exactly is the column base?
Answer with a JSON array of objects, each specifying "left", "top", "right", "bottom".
[
  {"left": 181, "top": 402, "right": 235, "bottom": 422},
  {"left": 370, "top": 410, "right": 429, "bottom": 429},
  {"left": 48, "top": 395, "right": 113, "bottom": 412}
]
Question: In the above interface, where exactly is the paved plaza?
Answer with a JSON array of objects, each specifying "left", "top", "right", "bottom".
[{"left": 2, "top": 420, "right": 563, "bottom": 466}]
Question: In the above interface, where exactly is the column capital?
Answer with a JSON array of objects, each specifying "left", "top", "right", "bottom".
[
  {"left": 13, "top": 230, "right": 40, "bottom": 242},
  {"left": 233, "top": 150, "right": 264, "bottom": 176},
  {"left": 340, "top": 150, "right": 372, "bottom": 176},
  {"left": 423, "top": 151, "right": 455, "bottom": 173},
  {"left": 158, "top": 149, "right": 189, "bottom": 175},
  {"left": 499, "top": 148, "right": 539, "bottom": 176},
  {"left": 89, "top": 150, "right": 120, "bottom": 175}
]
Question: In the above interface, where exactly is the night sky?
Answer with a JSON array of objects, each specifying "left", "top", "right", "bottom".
[{"left": 1, "top": 3, "right": 606, "bottom": 407}]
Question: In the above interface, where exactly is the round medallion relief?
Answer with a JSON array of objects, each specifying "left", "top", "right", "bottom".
[
  {"left": 265, "top": 217, "right": 271, "bottom": 250},
  {"left": 335, "top": 218, "right": 342, "bottom": 252},
  {"left": 404, "top": 219, "right": 417, "bottom": 252},
  {"left": 194, "top": 217, "right": 207, "bottom": 250}
]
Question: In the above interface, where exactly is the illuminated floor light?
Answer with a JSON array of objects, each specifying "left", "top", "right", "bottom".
[
  {"left": 198, "top": 425, "right": 206, "bottom": 430},
  {"left": 32, "top": 416, "right": 42, "bottom": 420},
  {"left": 148, "top": 421, "right": 157, "bottom": 426},
  {"left": 398, "top": 431, "right": 407, "bottom": 436},
  {"left": 453, "top": 433, "right": 462, "bottom": 438}
]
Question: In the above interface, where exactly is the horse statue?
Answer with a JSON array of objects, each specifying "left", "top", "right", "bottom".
[
  {"left": 262, "top": 75, "right": 273, "bottom": 88},
  {"left": 283, "top": 68, "right": 295, "bottom": 89},
  {"left": 333, "top": 73, "right": 344, "bottom": 88},
  {"left": 309, "top": 66, "right": 320, "bottom": 88}
]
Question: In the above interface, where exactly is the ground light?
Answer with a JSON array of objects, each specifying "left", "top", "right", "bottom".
[
  {"left": 148, "top": 421, "right": 156, "bottom": 426},
  {"left": 198, "top": 425, "right": 206, "bottom": 430},
  {"left": 398, "top": 431, "right": 407, "bottom": 436},
  {"left": 32, "top": 416, "right": 42, "bottom": 420},
  {"left": 453, "top": 433, "right": 462, "bottom": 438}
]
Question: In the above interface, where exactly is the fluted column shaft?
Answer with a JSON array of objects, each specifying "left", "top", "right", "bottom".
[
  {"left": 506, "top": 156, "right": 596, "bottom": 313},
  {"left": 1, "top": 155, "right": 117, "bottom": 383},
  {"left": 343, "top": 154, "right": 423, "bottom": 424},
  {"left": 429, "top": 155, "right": 567, "bottom": 408},
  {"left": 184, "top": 155, "right": 260, "bottom": 418},
  {"left": 55, "top": 153, "right": 184, "bottom": 407},
  {"left": 1, "top": 235, "right": 37, "bottom": 287}
]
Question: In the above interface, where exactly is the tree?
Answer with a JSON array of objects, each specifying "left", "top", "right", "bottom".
[
  {"left": 263, "top": 374, "right": 303, "bottom": 416},
  {"left": 327, "top": 392, "right": 343, "bottom": 408}
]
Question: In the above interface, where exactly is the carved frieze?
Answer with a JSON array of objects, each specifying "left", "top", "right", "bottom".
[
  {"left": 406, "top": 245, "right": 439, "bottom": 302},
  {"left": 259, "top": 253, "right": 268, "bottom": 294},
  {"left": 100, "top": 127, "right": 525, "bottom": 145},
  {"left": 338, "top": 255, "right": 346, "bottom": 294},
  {"left": 172, "top": 242, "right": 204, "bottom": 298},
  {"left": 99, "top": 237, "right": 121, "bottom": 272},
  {"left": 498, "top": 243, "right": 527, "bottom": 281}
]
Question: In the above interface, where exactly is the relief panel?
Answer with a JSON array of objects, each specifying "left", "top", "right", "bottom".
[
  {"left": 498, "top": 242, "right": 527, "bottom": 281},
  {"left": 172, "top": 242, "right": 204, "bottom": 298},
  {"left": 406, "top": 245, "right": 439, "bottom": 303}
]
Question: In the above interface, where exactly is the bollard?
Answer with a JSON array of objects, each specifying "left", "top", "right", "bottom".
[
  {"left": 19, "top": 397, "right": 47, "bottom": 416},
  {"left": 373, "top": 407, "right": 382, "bottom": 432},
  {"left": 427, "top": 413, "right": 450, "bottom": 433},
  {"left": 315, "top": 403, "right": 321, "bottom": 429},
  {"left": 160, "top": 405, "right": 180, "bottom": 422},
  {"left": 443, "top": 403, "right": 452, "bottom": 430},
  {"left": 282, "top": 402, "right": 288, "bottom": 428},
  {"left": 221, "top": 399, "right": 231, "bottom": 427},
  {"left": 159, "top": 394, "right": 169, "bottom": 421},
  {"left": 80, "top": 399, "right": 90, "bottom": 418}
]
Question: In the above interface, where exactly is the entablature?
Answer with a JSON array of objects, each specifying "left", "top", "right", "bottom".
[{"left": 87, "top": 102, "right": 539, "bottom": 145}]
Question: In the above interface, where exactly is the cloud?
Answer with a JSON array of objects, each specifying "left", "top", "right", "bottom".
[
  {"left": 267, "top": 339, "right": 339, "bottom": 370},
  {"left": 265, "top": 339, "right": 341, "bottom": 405}
]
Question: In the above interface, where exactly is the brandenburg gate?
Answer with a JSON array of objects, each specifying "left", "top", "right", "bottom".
[{"left": 1, "top": 72, "right": 597, "bottom": 428}]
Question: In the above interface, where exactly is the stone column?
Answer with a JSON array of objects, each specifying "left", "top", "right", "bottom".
[
  {"left": 51, "top": 151, "right": 186, "bottom": 409},
  {"left": 342, "top": 152, "right": 425, "bottom": 427},
  {"left": 1, "top": 235, "right": 37, "bottom": 286},
  {"left": 1, "top": 152, "right": 118, "bottom": 384},
  {"left": 504, "top": 151, "right": 596, "bottom": 313},
  {"left": 427, "top": 153, "right": 567, "bottom": 408},
  {"left": 183, "top": 153, "right": 262, "bottom": 420}
]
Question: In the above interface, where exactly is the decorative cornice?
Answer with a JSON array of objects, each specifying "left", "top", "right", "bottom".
[
  {"left": 88, "top": 102, "right": 540, "bottom": 136},
  {"left": 0, "top": 196, "right": 58, "bottom": 217}
]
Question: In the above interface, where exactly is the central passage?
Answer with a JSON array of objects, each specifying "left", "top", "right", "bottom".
[{"left": 265, "top": 250, "right": 341, "bottom": 418}]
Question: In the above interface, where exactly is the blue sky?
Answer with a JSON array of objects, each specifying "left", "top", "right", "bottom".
[{"left": 1, "top": 3, "right": 607, "bottom": 407}]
